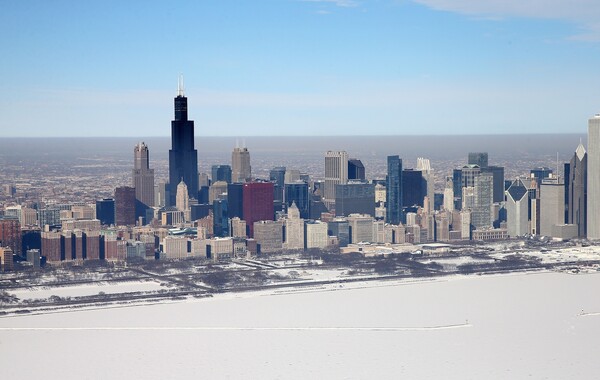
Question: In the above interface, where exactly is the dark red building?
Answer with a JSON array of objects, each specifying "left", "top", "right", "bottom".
[
  {"left": 0, "top": 218, "right": 22, "bottom": 255},
  {"left": 242, "top": 182, "right": 274, "bottom": 237},
  {"left": 115, "top": 186, "right": 136, "bottom": 226}
]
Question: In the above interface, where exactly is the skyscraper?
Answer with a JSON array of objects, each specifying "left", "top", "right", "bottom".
[
  {"left": 506, "top": 178, "right": 529, "bottom": 237},
  {"left": 270, "top": 166, "right": 286, "bottom": 202},
  {"left": 168, "top": 77, "right": 199, "bottom": 206},
  {"left": 335, "top": 182, "right": 375, "bottom": 217},
  {"left": 348, "top": 159, "right": 365, "bottom": 181},
  {"left": 324, "top": 151, "right": 348, "bottom": 210},
  {"left": 114, "top": 186, "right": 136, "bottom": 226},
  {"left": 242, "top": 182, "right": 274, "bottom": 237},
  {"left": 588, "top": 114, "right": 600, "bottom": 239},
  {"left": 443, "top": 176, "right": 454, "bottom": 212},
  {"left": 472, "top": 173, "right": 493, "bottom": 230},
  {"left": 176, "top": 180, "right": 189, "bottom": 212},
  {"left": 468, "top": 152, "right": 488, "bottom": 168},
  {"left": 386, "top": 155, "right": 403, "bottom": 225},
  {"left": 416, "top": 157, "right": 434, "bottom": 213},
  {"left": 232, "top": 146, "right": 251, "bottom": 183},
  {"left": 133, "top": 142, "right": 155, "bottom": 219},
  {"left": 95, "top": 198, "right": 115, "bottom": 226},
  {"left": 212, "top": 165, "right": 232, "bottom": 184},
  {"left": 568, "top": 141, "right": 587, "bottom": 237}
]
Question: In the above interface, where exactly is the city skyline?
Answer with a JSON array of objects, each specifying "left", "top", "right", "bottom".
[{"left": 1, "top": 1, "right": 600, "bottom": 137}]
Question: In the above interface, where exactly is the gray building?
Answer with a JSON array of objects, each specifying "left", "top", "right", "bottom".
[
  {"left": 506, "top": 179, "right": 529, "bottom": 237},
  {"left": 468, "top": 152, "right": 488, "bottom": 168},
  {"left": 324, "top": 151, "right": 348, "bottom": 210},
  {"left": 588, "top": 114, "right": 600, "bottom": 239},
  {"left": 472, "top": 173, "right": 493, "bottom": 229},
  {"left": 133, "top": 142, "right": 155, "bottom": 220},
  {"left": 540, "top": 180, "right": 565, "bottom": 237},
  {"left": 568, "top": 141, "right": 587, "bottom": 237}
]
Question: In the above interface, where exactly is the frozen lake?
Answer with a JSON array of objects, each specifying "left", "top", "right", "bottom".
[{"left": 1, "top": 271, "right": 599, "bottom": 379}]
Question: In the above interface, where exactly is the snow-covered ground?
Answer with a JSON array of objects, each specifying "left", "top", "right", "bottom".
[
  {"left": 8, "top": 280, "right": 164, "bottom": 301},
  {"left": 1, "top": 271, "right": 600, "bottom": 379}
]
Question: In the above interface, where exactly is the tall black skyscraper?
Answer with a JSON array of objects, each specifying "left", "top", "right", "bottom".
[
  {"left": 386, "top": 155, "right": 403, "bottom": 225},
  {"left": 168, "top": 76, "right": 198, "bottom": 206}
]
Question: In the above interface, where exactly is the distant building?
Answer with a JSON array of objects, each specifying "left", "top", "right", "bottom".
[
  {"left": 472, "top": 174, "right": 494, "bottom": 230},
  {"left": 0, "top": 247, "right": 14, "bottom": 271},
  {"left": 253, "top": 220, "right": 282, "bottom": 253},
  {"left": 305, "top": 221, "right": 328, "bottom": 249},
  {"left": 416, "top": 157, "right": 435, "bottom": 213},
  {"left": 133, "top": 142, "right": 155, "bottom": 220},
  {"left": 468, "top": 152, "right": 488, "bottom": 168},
  {"left": 96, "top": 198, "right": 115, "bottom": 226},
  {"left": 568, "top": 141, "right": 587, "bottom": 237},
  {"left": 347, "top": 214, "right": 374, "bottom": 244},
  {"left": 328, "top": 218, "right": 350, "bottom": 247},
  {"left": 284, "top": 182, "right": 310, "bottom": 219},
  {"left": 242, "top": 182, "right": 274, "bottom": 237},
  {"left": 324, "top": 151, "right": 349, "bottom": 210},
  {"left": 402, "top": 169, "right": 425, "bottom": 208},
  {"left": 212, "top": 164, "right": 232, "bottom": 184},
  {"left": 386, "top": 155, "right": 403, "bottom": 224},
  {"left": 232, "top": 146, "right": 252, "bottom": 183},
  {"left": 506, "top": 179, "right": 529, "bottom": 237},
  {"left": 227, "top": 183, "right": 244, "bottom": 219},
  {"left": 530, "top": 167, "right": 553, "bottom": 188},
  {"left": 348, "top": 159, "right": 365, "bottom": 181},
  {"left": 335, "top": 182, "right": 375, "bottom": 217},
  {"left": 168, "top": 79, "right": 199, "bottom": 206},
  {"left": 213, "top": 199, "right": 229, "bottom": 237},
  {"left": 588, "top": 114, "right": 600, "bottom": 239},
  {"left": 0, "top": 218, "right": 21, "bottom": 255},
  {"left": 114, "top": 186, "right": 136, "bottom": 226},
  {"left": 283, "top": 203, "right": 305, "bottom": 251},
  {"left": 270, "top": 166, "right": 286, "bottom": 202},
  {"left": 540, "top": 180, "right": 565, "bottom": 237},
  {"left": 482, "top": 165, "right": 505, "bottom": 203}
]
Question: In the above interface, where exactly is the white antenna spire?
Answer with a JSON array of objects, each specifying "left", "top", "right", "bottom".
[
  {"left": 177, "top": 74, "right": 185, "bottom": 96},
  {"left": 556, "top": 152, "right": 559, "bottom": 181}
]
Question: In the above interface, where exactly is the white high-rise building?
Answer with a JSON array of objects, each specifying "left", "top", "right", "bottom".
[
  {"left": 324, "top": 151, "right": 348, "bottom": 210},
  {"left": 283, "top": 202, "right": 305, "bottom": 251},
  {"left": 417, "top": 157, "right": 435, "bottom": 213},
  {"left": 443, "top": 176, "right": 454, "bottom": 212},
  {"left": 176, "top": 180, "right": 190, "bottom": 221},
  {"left": 540, "top": 180, "right": 565, "bottom": 237},
  {"left": 588, "top": 114, "right": 600, "bottom": 239},
  {"left": 506, "top": 179, "right": 529, "bottom": 237}
]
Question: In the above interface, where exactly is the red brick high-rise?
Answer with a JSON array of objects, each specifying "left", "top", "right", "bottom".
[
  {"left": 0, "top": 218, "right": 21, "bottom": 255},
  {"left": 242, "top": 182, "right": 274, "bottom": 238}
]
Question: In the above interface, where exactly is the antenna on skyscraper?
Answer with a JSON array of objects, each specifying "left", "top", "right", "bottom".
[
  {"left": 556, "top": 152, "right": 559, "bottom": 181},
  {"left": 177, "top": 74, "right": 185, "bottom": 97}
]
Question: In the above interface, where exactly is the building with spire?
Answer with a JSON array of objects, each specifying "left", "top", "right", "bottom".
[
  {"left": 133, "top": 142, "right": 154, "bottom": 221},
  {"left": 176, "top": 180, "right": 190, "bottom": 221},
  {"left": 232, "top": 143, "right": 251, "bottom": 183},
  {"left": 568, "top": 140, "right": 587, "bottom": 237},
  {"left": 168, "top": 76, "right": 199, "bottom": 206}
]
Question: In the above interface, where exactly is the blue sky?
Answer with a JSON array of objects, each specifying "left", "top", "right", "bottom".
[{"left": 1, "top": 0, "right": 599, "bottom": 137}]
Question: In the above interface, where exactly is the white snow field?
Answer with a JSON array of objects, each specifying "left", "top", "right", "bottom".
[{"left": 1, "top": 271, "right": 600, "bottom": 379}]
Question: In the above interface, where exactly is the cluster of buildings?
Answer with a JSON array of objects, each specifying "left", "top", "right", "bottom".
[{"left": 1, "top": 83, "right": 599, "bottom": 270}]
